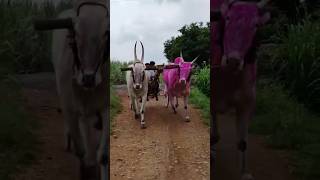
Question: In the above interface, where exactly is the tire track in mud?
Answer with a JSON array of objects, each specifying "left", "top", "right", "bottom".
[{"left": 110, "top": 89, "right": 210, "bottom": 180}]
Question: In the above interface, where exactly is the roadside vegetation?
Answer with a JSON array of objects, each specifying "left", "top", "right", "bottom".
[
  {"left": 0, "top": 1, "right": 73, "bottom": 179},
  {"left": 252, "top": 2, "right": 320, "bottom": 179}
]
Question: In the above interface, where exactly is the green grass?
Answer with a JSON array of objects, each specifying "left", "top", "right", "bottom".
[
  {"left": 189, "top": 87, "right": 210, "bottom": 125},
  {"left": 250, "top": 80, "right": 320, "bottom": 180},
  {"left": 268, "top": 20, "right": 320, "bottom": 111},
  {"left": 194, "top": 66, "right": 210, "bottom": 97},
  {"left": 0, "top": 77, "right": 39, "bottom": 180},
  {"left": 0, "top": 0, "right": 72, "bottom": 74},
  {"left": 110, "top": 87, "right": 122, "bottom": 120},
  {"left": 110, "top": 60, "right": 132, "bottom": 85}
]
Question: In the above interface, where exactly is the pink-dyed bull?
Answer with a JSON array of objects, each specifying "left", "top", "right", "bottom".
[
  {"left": 163, "top": 53, "right": 198, "bottom": 121},
  {"left": 211, "top": 0, "right": 270, "bottom": 180}
]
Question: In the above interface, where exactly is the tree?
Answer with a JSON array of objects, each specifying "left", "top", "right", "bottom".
[{"left": 163, "top": 22, "right": 210, "bottom": 66}]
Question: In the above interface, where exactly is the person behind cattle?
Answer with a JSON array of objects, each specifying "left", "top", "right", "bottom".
[{"left": 146, "top": 61, "right": 160, "bottom": 101}]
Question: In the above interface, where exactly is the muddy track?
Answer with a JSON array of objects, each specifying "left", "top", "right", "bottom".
[{"left": 110, "top": 89, "right": 210, "bottom": 180}]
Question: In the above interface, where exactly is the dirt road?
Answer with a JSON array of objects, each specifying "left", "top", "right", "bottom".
[
  {"left": 110, "top": 88, "right": 210, "bottom": 180},
  {"left": 213, "top": 113, "right": 296, "bottom": 180},
  {"left": 13, "top": 73, "right": 294, "bottom": 180},
  {"left": 13, "top": 73, "right": 210, "bottom": 180},
  {"left": 13, "top": 73, "right": 80, "bottom": 180}
]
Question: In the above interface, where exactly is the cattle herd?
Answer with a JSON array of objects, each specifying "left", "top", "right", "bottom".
[{"left": 121, "top": 41, "right": 200, "bottom": 129}]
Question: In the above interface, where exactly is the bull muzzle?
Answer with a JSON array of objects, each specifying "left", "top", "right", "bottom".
[
  {"left": 134, "top": 84, "right": 142, "bottom": 90},
  {"left": 82, "top": 74, "right": 96, "bottom": 89},
  {"left": 222, "top": 57, "right": 244, "bottom": 71},
  {"left": 180, "top": 79, "right": 187, "bottom": 85}
]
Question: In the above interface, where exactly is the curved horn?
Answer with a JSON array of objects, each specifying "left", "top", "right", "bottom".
[
  {"left": 191, "top": 55, "right": 200, "bottom": 64},
  {"left": 134, "top": 41, "right": 138, "bottom": 60},
  {"left": 257, "top": 0, "right": 270, "bottom": 8},
  {"left": 140, "top": 41, "right": 144, "bottom": 62},
  {"left": 180, "top": 50, "right": 184, "bottom": 59}
]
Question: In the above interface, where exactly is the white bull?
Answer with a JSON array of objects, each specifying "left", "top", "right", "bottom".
[
  {"left": 125, "top": 41, "right": 149, "bottom": 129},
  {"left": 51, "top": 0, "right": 109, "bottom": 179}
]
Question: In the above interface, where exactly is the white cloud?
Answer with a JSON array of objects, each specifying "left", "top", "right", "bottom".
[{"left": 111, "top": 0, "right": 209, "bottom": 64}]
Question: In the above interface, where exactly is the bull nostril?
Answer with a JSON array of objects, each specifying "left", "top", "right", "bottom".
[
  {"left": 135, "top": 85, "right": 141, "bottom": 89},
  {"left": 82, "top": 74, "right": 95, "bottom": 88}
]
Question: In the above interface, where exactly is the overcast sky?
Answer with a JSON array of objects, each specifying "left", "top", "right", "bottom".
[{"left": 111, "top": 0, "right": 209, "bottom": 64}]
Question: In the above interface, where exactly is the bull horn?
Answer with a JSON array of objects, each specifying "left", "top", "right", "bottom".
[
  {"left": 191, "top": 55, "right": 200, "bottom": 64},
  {"left": 134, "top": 41, "right": 138, "bottom": 61},
  {"left": 257, "top": 0, "right": 270, "bottom": 8},
  {"left": 180, "top": 50, "right": 184, "bottom": 59},
  {"left": 140, "top": 41, "right": 144, "bottom": 63}
]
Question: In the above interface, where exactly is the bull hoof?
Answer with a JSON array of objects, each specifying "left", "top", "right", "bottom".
[
  {"left": 156, "top": 97, "right": 158, "bottom": 101},
  {"left": 242, "top": 173, "right": 254, "bottom": 180},
  {"left": 175, "top": 104, "right": 179, "bottom": 108},
  {"left": 173, "top": 109, "right": 177, "bottom": 114},
  {"left": 64, "top": 134, "right": 72, "bottom": 152},
  {"left": 185, "top": 116, "right": 190, "bottom": 122},
  {"left": 140, "top": 124, "right": 146, "bottom": 129},
  {"left": 135, "top": 114, "right": 139, "bottom": 119},
  {"left": 80, "top": 164, "right": 100, "bottom": 180}
]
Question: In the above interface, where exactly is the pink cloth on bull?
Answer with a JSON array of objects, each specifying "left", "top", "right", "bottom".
[{"left": 163, "top": 59, "right": 192, "bottom": 97}]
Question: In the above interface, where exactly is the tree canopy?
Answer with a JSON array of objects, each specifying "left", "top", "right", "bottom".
[{"left": 163, "top": 22, "right": 210, "bottom": 66}]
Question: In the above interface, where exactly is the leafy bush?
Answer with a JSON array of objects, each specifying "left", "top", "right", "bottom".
[
  {"left": 268, "top": 20, "right": 320, "bottom": 111},
  {"left": 194, "top": 66, "right": 210, "bottom": 97},
  {"left": 110, "top": 60, "right": 131, "bottom": 85}
]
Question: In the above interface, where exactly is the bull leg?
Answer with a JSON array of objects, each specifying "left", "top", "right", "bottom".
[
  {"left": 66, "top": 111, "right": 84, "bottom": 159},
  {"left": 165, "top": 95, "right": 169, "bottom": 108},
  {"left": 63, "top": 114, "right": 72, "bottom": 152},
  {"left": 175, "top": 96, "right": 179, "bottom": 108},
  {"left": 140, "top": 94, "right": 147, "bottom": 129},
  {"left": 183, "top": 96, "right": 190, "bottom": 122},
  {"left": 129, "top": 97, "right": 133, "bottom": 110},
  {"left": 131, "top": 96, "right": 139, "bottom": 119},
  {"left": 79, "top": 115, "right": 100, "bottom": 179},
  {"left": 97, "top": 109, "right": 109, "bottom": 180},
  {"left": 170, "top": 95, "right": 177, "bottom": 114},
  {"left": 236, "top": 106, "right": 254, "bottom": 180}
]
